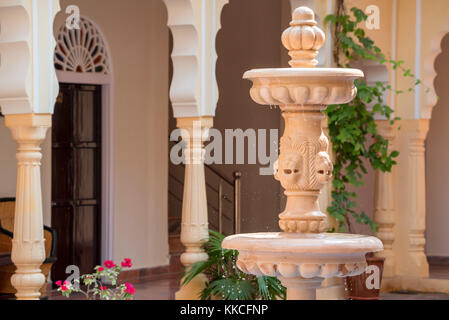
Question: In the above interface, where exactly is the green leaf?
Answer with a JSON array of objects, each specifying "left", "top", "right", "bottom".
[
  {"left": 210, "top": 278, "right": 256, "bottom": 300},
  {"left": 390, "top": 151, "right": 400, "bottom": 158},
  {"left": 182, "top": 260, "right": 214, "bottom": 286},
  {"left": 257, "top": 276, "right": 270, "bottom": 300}
]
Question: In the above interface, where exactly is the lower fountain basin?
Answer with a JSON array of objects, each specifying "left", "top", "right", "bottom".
[{"left": 223, "top": 232, "right": 383, "bottom": 279}]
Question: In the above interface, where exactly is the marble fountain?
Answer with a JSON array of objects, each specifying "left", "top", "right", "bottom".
[{"left": 222, "top": 6, "right": 384, "bottom": 300}]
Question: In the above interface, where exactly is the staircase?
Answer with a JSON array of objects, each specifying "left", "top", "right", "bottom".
[{"left": 168, "top": 162, "right": 241, "bottom": 256}]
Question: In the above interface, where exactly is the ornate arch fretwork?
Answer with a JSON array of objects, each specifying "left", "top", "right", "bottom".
[{"left": 54, "top": 16, "right": 111, "bottom": 74}]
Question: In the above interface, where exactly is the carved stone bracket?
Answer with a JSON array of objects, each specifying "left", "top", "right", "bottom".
[
  {"left": 0, "top": 0, "right": 60, "bottom": 115},
  {"left": 163, "top": 0, "right": 229, "bottom": 118}
]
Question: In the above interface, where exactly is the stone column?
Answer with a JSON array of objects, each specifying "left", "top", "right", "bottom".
[
  {"left": 279, "top": 277, "right": 323, "bottom": 300},
  {"left": 406, "top": 120, "right": 429, "bottom": 277},
  {"left": 374, "top": 120, "right": 397, "bottom": 277},
  {"left": 276, "top": 107, "right": 332, "bottom": 234},
  {"left": 5, "top": 114, "right": 51, "bottom": 300},
  {"left": 175, "top": 117, "right": 212, "bottom": 300}
]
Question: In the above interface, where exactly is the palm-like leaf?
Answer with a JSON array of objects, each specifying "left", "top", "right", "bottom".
[
  {"left": 182, "top": 259, "right": 214, "bottom": 286},
  {"left": 210, "top": 278, "right": 256, "bottom": 300},
  {"left": 182, "top": 230, "right": 286, "bottom": 300},
  {"left": 257, "top": 276, "right": 271, "bottom": 300},
  {"left": 260, "top": 276, "right": 286, "bottom": 300}
]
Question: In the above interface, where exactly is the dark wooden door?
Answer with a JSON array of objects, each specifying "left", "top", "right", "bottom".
[{"left": 51, "top": 84, "right": 102, "bottom": 282}]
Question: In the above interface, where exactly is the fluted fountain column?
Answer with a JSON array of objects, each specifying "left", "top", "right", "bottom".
[
  {"left": 5, "top": 114, "right": 51, "bottom": 300},
  {"left": 276, "top": 106, "right": 332, "bottom": 234},
  {"left": 175, "top": 117, "right": 212, "bottom": 300}
]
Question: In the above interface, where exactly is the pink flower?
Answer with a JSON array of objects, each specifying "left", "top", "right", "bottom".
[
  {"left": 121, "top": 258, "right": 133, "bottom": 268},
  {"left": 55, "top": 281, "right": 62, "bottom": 287},
  {"left": 98, "top": 266, "right": 104, "bottom": 272},
  {"left": 63, "top": 281, "right": 69, "bottom": 286},
  {"left": 104, "top": 260, "right": 116, "bottom": 269},
  {"left": 61, "top": 285, "right": 68, "bottom": 292},
  {"left": 124, "top": 283, "right": 135, "bottom": 295},
  {"left": 100, "top": 286, "right": 107, "bottom": 291}
]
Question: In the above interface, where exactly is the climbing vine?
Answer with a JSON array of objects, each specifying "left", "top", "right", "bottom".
[{"left": 324, "top": 3, "right": 426, "bottom": 233}]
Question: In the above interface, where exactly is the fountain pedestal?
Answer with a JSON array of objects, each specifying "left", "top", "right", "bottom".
[
  {"left": 222, "top": 6, "right": 383, "bottom": 300},
  {"left": 280, "top": 278, "right": 323, "bottom": 300}
]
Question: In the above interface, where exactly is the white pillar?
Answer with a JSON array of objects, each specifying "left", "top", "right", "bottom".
[
  {"left": 5, "top": 114, "right": 51, "bottom": 300},
  {"left": 406, "top": 120, "right": 429, "bottom": 277},
  {"left": 374, "top": 120, "right": 397, "bottom": 277},
  {"left": 175, "top": 117, "right": 212, "bottom": 300},
  {"left": 0, "top": 0, "right": 59, "bottom": 300}
]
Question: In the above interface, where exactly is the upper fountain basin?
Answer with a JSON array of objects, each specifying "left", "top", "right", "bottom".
[{"left": 244, "top": 68, "right": 364, "bottom": 107}]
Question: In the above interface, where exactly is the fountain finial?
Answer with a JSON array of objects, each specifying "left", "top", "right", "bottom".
[{"left": 282, "top": 6, "right": 325, "bottom": 68}]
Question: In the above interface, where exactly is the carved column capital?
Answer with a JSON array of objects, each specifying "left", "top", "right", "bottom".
[
  {"left": 177, "top": 117, "right": 213, "bottom": 165},
  {"left": 376, "top": 120, "right": 398, "bottom": 141},
  {"left": 407, "top": 120, "right": 430, "bottom": 156}
]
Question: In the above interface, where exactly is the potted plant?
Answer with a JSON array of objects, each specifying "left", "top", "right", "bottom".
[
  {"left": 183, "top": 230, "right": 286, "bottom": 300},
  {"left": 345, "top": 253, "right": 385, "bottom": 300},
  {"left": 324, "top": 3, "right": 426, "bottom": 300}
]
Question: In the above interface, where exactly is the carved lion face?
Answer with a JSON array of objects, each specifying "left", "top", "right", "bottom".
[
  {"left": 315, "top": 152, "right": 333, "bottom": 186},
  {"left": 276, "top": 153, "right": 303, "bottom": 189}
]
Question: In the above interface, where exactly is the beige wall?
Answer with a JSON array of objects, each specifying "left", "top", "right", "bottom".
[
  {"left": 53, "top": 0, "right": 170, "bottom": 269},
  {"left": 0, "top": 118, "right": 16, "bottom": 199},
  {"left": 210, "top": 0, "right": 287, "bottom": 233},
  {"left": 426, "top": 33, "right": 449, "bottom": 257}
]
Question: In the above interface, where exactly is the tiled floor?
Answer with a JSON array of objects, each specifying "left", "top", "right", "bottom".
[
  {"left": 48, "top": 265, "right": 449, "bottom": 301},
  {"left": 133, "top": 276, "right": 179, "bottom": 300},
  {"left": 48, "top": 275, "right": 180, "bottom": 300},
  {"left": 380, "top": 264, "right": 449, "bottom": 300},
  {"left": 381, "top": 291, "right": 449, "bottom": 300}
]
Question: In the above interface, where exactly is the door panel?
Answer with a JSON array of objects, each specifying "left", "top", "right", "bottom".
[
  {"left": 51, "top": 84, "right": 102, "bottom": 282},
  {"left": 51, "top": 206, "right": 73, "bottom": 281},
  {"left": 73, "top": 206, "right": 98, "bottom": 275},
  {"left": 76, "top": 148, "right": 97, "bottom": 199},
  {"left": 52, "top": 148, "right": 73, "bottom": 201}
]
